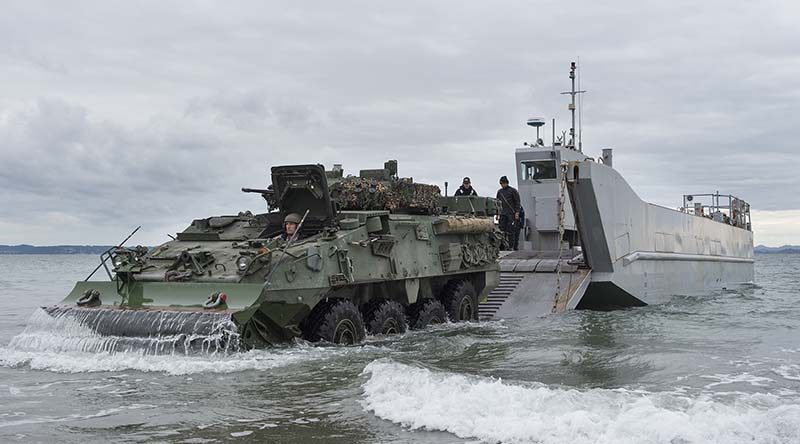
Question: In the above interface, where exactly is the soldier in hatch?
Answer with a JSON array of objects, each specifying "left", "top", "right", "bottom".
[
  {"left": 496, "top": 176, "right": 521, "bottom": 250},
  {"left": 454, "top": 177, "right": 478, "bottom": 196},
  {"left": 277, "top": 213, "right": 303, "bottom": 242}
]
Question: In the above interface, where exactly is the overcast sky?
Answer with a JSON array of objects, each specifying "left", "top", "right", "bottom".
[{"left": 1, "top": 0, "right": 798, "bottom": 247}]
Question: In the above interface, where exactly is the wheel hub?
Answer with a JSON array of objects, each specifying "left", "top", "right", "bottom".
[
  {"left": 382, "top": 319, "right": 399, "bottom": 334},
  {"left": 458, "top": 297, "right": 473, "bottom": 321},
  {"left": 334, "top": 319, "right": 357, "bottom": 344}
]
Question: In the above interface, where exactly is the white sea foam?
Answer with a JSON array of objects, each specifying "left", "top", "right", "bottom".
[
  {"left": 1, "top": 308, "right": 373, "bottom": 375},
  {"left": 0, "top": 345, "right": 359, "bottom": 376},
  {"left": 9, "top": 309, "right": 237, "bottom": 355},
  {"left": 0, "top": 404, "right": 154, "bottom": 429},
  {"left": 700, "top": 372, "right": 775, "bottom": 388},
  {"left": 773, "top": 365, "right": 800, "bottom": 381},
  {"left": 360, "top": 360, "right": 800, "bottom": 444}
]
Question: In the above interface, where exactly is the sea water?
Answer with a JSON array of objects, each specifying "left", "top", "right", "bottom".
[{"left": 1, "top": 254, "right": 798, "bottom": 443}]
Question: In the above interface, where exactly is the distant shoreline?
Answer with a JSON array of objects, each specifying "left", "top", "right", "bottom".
[{"left": 754, "top": 245, "right": 800, "bottom": 254}]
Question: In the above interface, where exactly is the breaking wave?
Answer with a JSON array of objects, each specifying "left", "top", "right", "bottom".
[
  {"left": 0, "top": 309, "right": 361, "bottom": 375},
  {"left": 25, "top": 307, "right": 239, "bottom": 354},
  {"left": 360, "top": 360, "right": 800, "bottom": 444},
  {"left": 0, "top": 346, "right": 349, "bottom": 376}
]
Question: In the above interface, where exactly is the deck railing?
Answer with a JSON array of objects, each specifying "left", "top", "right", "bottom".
[{"left": 680, "top": 193, "right": 751, "bottom": 231}]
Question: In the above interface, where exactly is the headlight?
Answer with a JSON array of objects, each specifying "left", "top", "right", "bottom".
[{"left": 236, "top": 256, "right": 252, "bottom": 273}]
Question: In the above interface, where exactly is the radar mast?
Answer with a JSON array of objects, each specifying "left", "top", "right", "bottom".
[{"left": 560, "top": 61, "right": 586, "bottom": 152}]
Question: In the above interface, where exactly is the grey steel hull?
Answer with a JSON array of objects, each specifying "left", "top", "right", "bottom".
[
  {"left": 480, "top": 251, "right": 591, "bottom": 320},
  {"left": 567, "top": 160, "right": 754, "bottom": 307}
]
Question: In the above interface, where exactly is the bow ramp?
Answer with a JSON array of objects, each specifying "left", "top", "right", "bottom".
[{"left": 479, "top": 250, "right": 591, "bottom": 319}]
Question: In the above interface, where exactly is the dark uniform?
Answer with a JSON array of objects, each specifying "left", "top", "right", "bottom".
[
  {"left": 454, "top": 177, "right": 478, "bottom": 196},
  {"left": 496, "top": 177, "right": 521, "bottom": 250},
  {"left": 454, "top": 185, "right": 478, "bottom": 196}
]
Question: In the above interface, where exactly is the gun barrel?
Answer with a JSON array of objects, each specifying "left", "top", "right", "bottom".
[{"left": 241, "top": 187, "right": 271, "bottom": 194}]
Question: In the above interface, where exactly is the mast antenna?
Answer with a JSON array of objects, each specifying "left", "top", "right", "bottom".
[
  {"left": 560, "top": 61, "right": 586, "bottom": 152},
  {"left": 577, "top": 57, "right": 583, "bottom": 152}
]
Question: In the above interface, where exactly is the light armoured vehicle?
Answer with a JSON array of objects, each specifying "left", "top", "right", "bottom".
[{"left": 46, "top": 161, "right": 502, "bottom": 350}]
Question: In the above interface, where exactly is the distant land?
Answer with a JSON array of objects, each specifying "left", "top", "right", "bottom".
[
  {"left": 754, "top": 245, "right": 800, "bottom": 254},
  {"left": 0, "top": 245, "right": 113, "bottom": 255}
]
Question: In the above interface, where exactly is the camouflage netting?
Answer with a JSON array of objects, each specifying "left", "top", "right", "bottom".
[{"left": 330, "top": 177, "right": 441, "bottom": 215}]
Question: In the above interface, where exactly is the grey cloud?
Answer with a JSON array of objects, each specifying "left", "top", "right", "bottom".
[
  {"left": 0, "top": 99, "right": 239, "bottom": 234},
  {"left": 0, "top": 0, "right": 798, "bottom": 245},
  {"left": 1, "top": 99, "right": 222, "bottom": 197},
  {"left": 185, "top": 90, "right": 272, "bottom": 130},
  {"left": 184, "top": 90, "right": 316, "bottom": 131}
]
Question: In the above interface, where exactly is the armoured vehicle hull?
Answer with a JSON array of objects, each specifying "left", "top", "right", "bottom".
[{"left": 47, "top": 162, "right": 502, "bottom": 350}]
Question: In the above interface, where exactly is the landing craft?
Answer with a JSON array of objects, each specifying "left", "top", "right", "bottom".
[
  {"left": 480, "top": 62, "right": 755, "bottom": 319},
  {"left": 46, "top": 161, "right": 503, "bottom": 350}
]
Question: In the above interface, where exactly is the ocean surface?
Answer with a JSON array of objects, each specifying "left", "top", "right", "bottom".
[{"left": 1, "top": 254, "right": 798, "bottom": 443}]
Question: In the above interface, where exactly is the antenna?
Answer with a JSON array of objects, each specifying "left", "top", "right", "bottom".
[
  {"left": 577, "top": 57, "right": 583, "bottom": 151},
  {"left": 526, "top": 117, "right": 545, "bottom": 145},
  {"left": 560, "top": 61, "right": 586, "bottom": 152}
]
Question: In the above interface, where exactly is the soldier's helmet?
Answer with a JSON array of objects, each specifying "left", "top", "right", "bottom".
[{"left": 284, "top": 213, "right": 302, "bottom": 224}]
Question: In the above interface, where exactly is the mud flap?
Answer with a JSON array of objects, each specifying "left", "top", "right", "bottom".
[{"left": 233, "top": 302, "right": 310, "bottom": 348}]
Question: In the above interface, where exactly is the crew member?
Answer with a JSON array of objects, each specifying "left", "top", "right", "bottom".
[
  {"left": 279, "top": 213, "right": 302, "bottom": 242},
  {"left": 454, "top": 177, "right": 478, "bottom": 196},
  {"left": 496, "top": 176, "right": 521, "bottom": 250}
]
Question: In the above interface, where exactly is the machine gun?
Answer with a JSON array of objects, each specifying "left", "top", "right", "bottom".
[{"left": 242, "top": 186, "right": 277, "bottom": 210}]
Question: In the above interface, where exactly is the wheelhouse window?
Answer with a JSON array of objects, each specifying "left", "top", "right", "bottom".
[{"left": 521, "top": 160, "right": 557, "bottom": 181}]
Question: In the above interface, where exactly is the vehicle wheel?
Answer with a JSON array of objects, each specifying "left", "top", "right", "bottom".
[
  {"left": 407, "top": 299, "right": 447, "bottom": 330},
  {"left": 364, "top": 300, "right": 407, "bottom": 335},
  {"left": 305, "top": 299, "right": 365, "bottom": 345},
  {"left": 440, "top": 280, "right": 478, "bottom": 322}
]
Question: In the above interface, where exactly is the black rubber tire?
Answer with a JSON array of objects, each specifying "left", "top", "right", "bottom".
[
  {"left": 304, "top": 299, "right": 366, "bottom": 345},
  {"left": 440, "top": 280, "right": 478, "bottom": 322},
  {"left": 364, "top": 300, "right": 407, "bottom": 335},
  {"left": 407, "top": 299, "right": 448, "bottom": 330}
]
